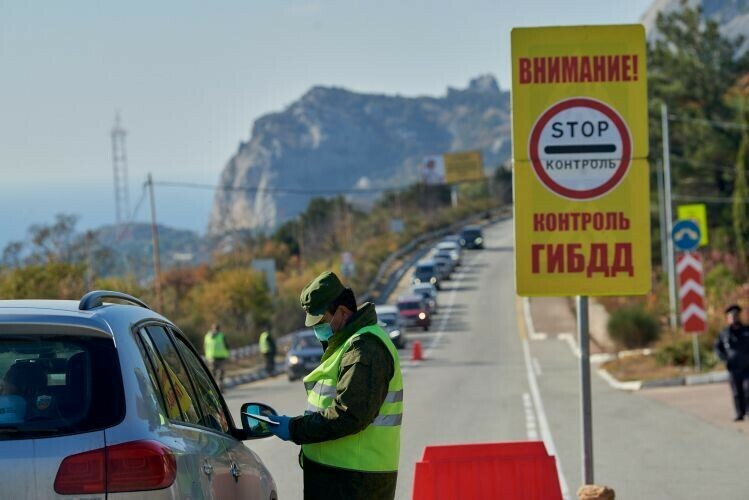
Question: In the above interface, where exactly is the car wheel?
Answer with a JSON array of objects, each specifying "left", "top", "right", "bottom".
[{"left": 423, "top": 325, "right": 429, "bottom": 331}]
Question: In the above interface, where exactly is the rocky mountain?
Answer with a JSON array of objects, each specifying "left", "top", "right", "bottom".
[
  {"left": 642, "top": 0, "right": 749, "bottom": 45},
  {"left": 208, "top": 75, "right": 510, "bottom": 236}
]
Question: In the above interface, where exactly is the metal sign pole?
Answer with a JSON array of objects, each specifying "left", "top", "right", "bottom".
[
  {"left": 578, "top": 295, "right": 594, "bottom": 484},
  {"left": 692, "top": 335, "right": 702, "bottom": 372},
  {"left": 661, "top": 104, "right": 678, "bottom": 332}
]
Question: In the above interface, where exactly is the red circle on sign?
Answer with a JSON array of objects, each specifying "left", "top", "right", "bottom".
[{"left": 528, "top": 97, "right": 632, "bottom": 200}]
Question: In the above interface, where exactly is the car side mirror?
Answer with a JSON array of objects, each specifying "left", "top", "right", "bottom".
[{"left": 238, "top": 402, "right": 278, "bottom": 440}]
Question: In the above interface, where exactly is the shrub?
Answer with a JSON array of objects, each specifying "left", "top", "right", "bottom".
[
  {"left": 656, "top": 336, "right": 718, "bottom": 370},
  {"left": 607, "top": 305, "right": 660, "bottom": 349}
]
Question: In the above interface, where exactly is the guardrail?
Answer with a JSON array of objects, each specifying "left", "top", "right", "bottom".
[{"left": 361, "top": 206, "right": 511, "bottom": 304}]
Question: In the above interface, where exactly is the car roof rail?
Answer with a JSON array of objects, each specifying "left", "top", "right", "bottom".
[{"left": 79, "top": 290, "right": 150, "bottom": 311}]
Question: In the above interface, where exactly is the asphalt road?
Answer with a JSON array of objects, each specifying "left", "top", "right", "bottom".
[{"left": 225, "top": 219, "right": 749, "bottom": 499}]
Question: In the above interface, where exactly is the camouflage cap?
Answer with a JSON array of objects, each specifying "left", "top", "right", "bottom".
[{"left": 300, "top": 271, "right": 345, "bottom": 326}]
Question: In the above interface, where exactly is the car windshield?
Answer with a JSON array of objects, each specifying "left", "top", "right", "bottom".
[
  {"left": 398, "top": 302, "right": 422, "bottom": 310},
  {"left": 293, "top": 334, "right": 319, "bottom": 350},
  {"left": 416, "top": 265, "right": 435, "bottom": 274},
  {"left": 379, "top": 314, "right": 397, "bottom": 327},
  {"left": 462, "top": 229, "right": 482, "bottom": 238},
  {"left": 0, "top": 334, "right": 124, "bottom": 440}
]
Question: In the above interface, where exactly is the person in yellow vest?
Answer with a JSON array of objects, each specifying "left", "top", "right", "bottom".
[
  {"left": 259, "top": 328, "right": 277, "bottom": 375},
  {"left": 204, "top": 323, "right": 230, "bottom": 389},
  {"left": 267, "top": 271, "right": 403, "bottom": 500}
]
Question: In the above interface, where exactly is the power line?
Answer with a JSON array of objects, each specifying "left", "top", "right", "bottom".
[
  {"left": 153, "top": 177, "right": 489, "bottom": 196},
  {"left": 154, "top": 180, "right": 406, "bottom": 195}
]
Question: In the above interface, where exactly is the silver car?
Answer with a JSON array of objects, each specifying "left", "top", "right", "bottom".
[{"left": 0, "top": 291, "right": 278, "bottom": 499}]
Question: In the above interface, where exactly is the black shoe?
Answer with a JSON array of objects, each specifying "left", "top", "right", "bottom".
[{"left": 734, "top": 416, "right": 745, "bottom": 422}]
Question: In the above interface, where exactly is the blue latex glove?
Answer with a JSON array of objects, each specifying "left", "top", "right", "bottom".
[{"left": 268, "top": 414, "right": 292, "bottom": 441}]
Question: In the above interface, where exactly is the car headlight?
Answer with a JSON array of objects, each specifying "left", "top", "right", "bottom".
[
  {"left": 430, "top": 277, "right": 437, "bottom": 284},
  {"left": 418, "top": 312, "right": 426, "bottom": 320},
  {"left": 460, "top": 239, "right": 466, "bottom": 245},
  {"left": 389, "top": 329, "right": 401, "bottom": 339},
  {"left": 289, "top": 355, "right": 300, "bottom": 365},
  {"left": 414, "top": 278, "right": 421, "bottom": 283},
  {"left": 475, "top": 237, "right": 483, "bottom": 244}
]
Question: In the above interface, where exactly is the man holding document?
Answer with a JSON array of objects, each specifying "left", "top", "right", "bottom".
[{"left": 265, "top": 271, "right": 403, "bottom": 500}]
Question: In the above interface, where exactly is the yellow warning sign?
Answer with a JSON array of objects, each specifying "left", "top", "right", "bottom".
[
  {"left": 444, "top": 151, "right": 484, "bottom": 184},
  {"left": 512, "top": 24, "right": 650, "bottom": 296},
  {"left": 677, "top": 204, "right": 708, "bottom": 246}
]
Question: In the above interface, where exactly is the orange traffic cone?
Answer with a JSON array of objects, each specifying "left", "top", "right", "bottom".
[{"left": 412, "top": 340, "right": 424, "bottom": 361}]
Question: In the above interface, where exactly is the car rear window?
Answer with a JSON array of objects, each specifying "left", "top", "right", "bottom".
[
  {"left": 379, "top": 314, "right": 397, "bottom": 326},
  {"left": 462, "top": 228, "right": 482, "bottom": 238},
  {"left": 293, "top": 334, "right": 318, "bottom": 350},
  {"left": 0, "top": 334, "right": 124, "bottom": 440}
]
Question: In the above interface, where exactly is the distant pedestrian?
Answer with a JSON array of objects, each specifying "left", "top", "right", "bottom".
[
  {"left": 259, "top": 328, "right": 276, "bottom": 375},
  {"left": 204, "top": 323, "right": 230, "bottom": 390},
  {"left": 714, "top": 304, "right": 749, "bottom": 421}
]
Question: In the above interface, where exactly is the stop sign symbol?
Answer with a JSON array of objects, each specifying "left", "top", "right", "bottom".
[{"left": 528, "top": 97, "right": 632, "bottom": 200}]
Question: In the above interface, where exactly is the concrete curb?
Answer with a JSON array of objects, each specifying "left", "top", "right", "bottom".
[
  {"left": 525, "top": 303, "right": 729, "bottom": 392},
  {"left": 596, "top": 366, "right": 729, "bottom": 391}
]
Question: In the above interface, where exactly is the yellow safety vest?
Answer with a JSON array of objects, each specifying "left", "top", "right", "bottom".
[
  {"left": 302, "top": 324, "right": 403, "bottom": 472},
  {"left": 259, "top": 331, "right": 271, "bottom": 354},
  {"left": 204, "top": 332, "right": 229, "bottom": 360}
]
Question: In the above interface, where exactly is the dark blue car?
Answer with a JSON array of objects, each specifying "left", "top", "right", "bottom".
[{"left": 285, "top": 329, "right": 324, "bottom": 381}]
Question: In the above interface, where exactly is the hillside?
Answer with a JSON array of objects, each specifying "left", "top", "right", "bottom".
[{"left": 208, "top": 75, "right": 511, "bottom": 236}]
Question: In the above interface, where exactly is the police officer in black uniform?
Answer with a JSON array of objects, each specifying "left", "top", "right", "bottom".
[{"left": 714, "top": 304, "right": 749, "bottom": 421}]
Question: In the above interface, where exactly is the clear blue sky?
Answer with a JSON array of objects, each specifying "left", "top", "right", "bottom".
[{"left": 0, "top": 0, "right": 653, "bottom": 248}]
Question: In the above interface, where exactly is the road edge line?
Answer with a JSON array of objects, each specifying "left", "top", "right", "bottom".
[
  {"left": 523, "top": 297, "right": 548, "bottom": 340},
  {"left": 518, "top": 297, "right": 571, "bottom": 499}
]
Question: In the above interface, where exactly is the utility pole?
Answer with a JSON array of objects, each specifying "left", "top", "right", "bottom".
[
  {"left": 662, "top": 103, "right": 678, "bottom": 332},
  {"left": 297, "top": 216, "right": 305, "bottom": 273},
  {"left": 84, "top": 230, "right": 95, "bottom": 291},
  {"left": 656, "top": 160, "right": 668, "bottom": 276},
  {"left": 578, "top": 295, "right": 593, "bottom": 485},
  {"left": 146, "top": 174, "right": 163, "bottom": 311}
]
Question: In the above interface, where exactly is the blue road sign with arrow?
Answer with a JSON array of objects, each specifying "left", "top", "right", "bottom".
[{"left": 673, "top": 219, "right": 701, "bottom": 252}]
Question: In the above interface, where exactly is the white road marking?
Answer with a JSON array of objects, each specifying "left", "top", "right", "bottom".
[
  {"left": 533, "top": 357, "right": 543, "bottom": 377},
  {"left": 523, "top": 296, "right": 548, "bottom": 340},
  {"left": 522, "top": 338, "right": 571, "bottom": 499},
  {"left": 522, "top": 392, "right": 539, "bottom": 440}
]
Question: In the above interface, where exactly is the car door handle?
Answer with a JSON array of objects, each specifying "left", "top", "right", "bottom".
[
  {"left": 202, "top": 461, "right": 214, "bottom": 476},
  {"left": 230, "top": 462, "right": 241, "bottom": 479}
]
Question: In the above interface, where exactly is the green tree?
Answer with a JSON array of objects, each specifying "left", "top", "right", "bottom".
[
  {"left": 0, "top": 262, "right": 86, "bottom": 299},
  {"left": 648, "top": 3, "right": 749, "bottom": 213},
  {"left": 190, "top": 268, "right": 272, "bottom": 345}
]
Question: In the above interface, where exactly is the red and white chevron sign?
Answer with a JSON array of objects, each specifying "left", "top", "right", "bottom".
[{"left": 677, "top": 252, "right": 706, "bottom": 333}]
